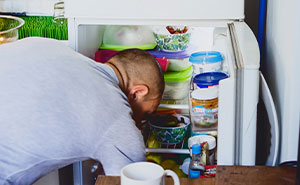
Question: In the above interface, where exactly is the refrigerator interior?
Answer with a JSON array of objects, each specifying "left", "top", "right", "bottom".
[{"left": 71, "top": 23, "right": 240, "bottom": 185}]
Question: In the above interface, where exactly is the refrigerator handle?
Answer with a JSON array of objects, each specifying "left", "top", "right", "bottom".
[{"left": 259, "top": 72, "right": 280, "bottom": 166}]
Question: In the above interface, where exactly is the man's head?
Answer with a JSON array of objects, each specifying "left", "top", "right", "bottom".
[{"left": 105, "top": 49, "right": 165, "bottom": 123}]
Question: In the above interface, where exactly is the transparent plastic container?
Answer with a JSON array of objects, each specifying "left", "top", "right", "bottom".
[
  {"left": 189, "top": 87, "right": 219, "bottom": 131},
  {"left": 100, "top": 25, "right": 157, "bottom": 50},
  {"left": 189, "top": 51, "right": 223, "bottom": 76}
]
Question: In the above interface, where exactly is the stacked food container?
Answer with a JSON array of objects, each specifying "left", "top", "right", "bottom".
[
  {"left": 185, "top": 50, "right": 228, "bottom": 177},
  {"left": 188, "top": 51, "right": 228, "bottom": 134},
  {"left": 147, "top": 50, "right": 192, "bottom": 100}
]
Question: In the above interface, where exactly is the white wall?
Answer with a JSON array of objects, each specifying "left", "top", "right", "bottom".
[
  {"left": 0, "top": 0, "right": 57, "bottom": 15},
  {"left": 265, "top": 0, "right": 300, "bottom": 163}
]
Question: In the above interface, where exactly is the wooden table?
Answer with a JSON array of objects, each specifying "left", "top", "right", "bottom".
[{"left": 95, "top": 165, "right": 297, "bottom": 185}]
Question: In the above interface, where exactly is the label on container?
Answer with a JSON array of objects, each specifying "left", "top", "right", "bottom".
[
  {"left": 192, "top": 105, "right": 218, "bottom": 114},
  {"left": 191, "top": 105, "right": 218, "bottom": 127}
]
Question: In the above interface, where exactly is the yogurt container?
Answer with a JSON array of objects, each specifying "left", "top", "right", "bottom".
[{"left": 189, "top": 51, "right": 223, "bottom": 75}]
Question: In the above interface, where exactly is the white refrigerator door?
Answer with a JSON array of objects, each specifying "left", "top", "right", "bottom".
[
  {"left": 65, "top": 0, "right": 244, "bottom": 20},
  {"left": 230, "top": 22, "right": 260, "bottom": 165},
  {"left": 260, "top": 72, "right": 279, "bottom": 166}
]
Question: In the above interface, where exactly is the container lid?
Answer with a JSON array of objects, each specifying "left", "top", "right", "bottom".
[
  {"left": 192, "top": 144, "right": 201, "bottom": 154},
  {"left": 193, "top": 72, "right": 228, "bottom": 87},
  {"left": 191, "top": 87, "right": 218, "bottom": 100},
  {"left": 189, "top": 51, "right": 223, "bottom": 64},
  {"left": 147, "top": 48, "right": 190, "bottom": 59},
  {"left": 189, "top": 169, "right": 201, "bottom": 178},
  {"left": 100, "top": 43, "right": 157, "bottom": 51},
  {"left": 164, "top": 66, "right": 192, "bottom": 82}
]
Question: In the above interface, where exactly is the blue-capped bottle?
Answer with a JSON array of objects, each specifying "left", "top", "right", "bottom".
[{"left": 189, "top": 144, "right": 205, "bottom": 178}]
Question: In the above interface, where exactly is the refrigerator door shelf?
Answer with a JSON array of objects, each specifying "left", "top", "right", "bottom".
[{"left": 228, "top": 22, "right": 260, "bottom": 165}]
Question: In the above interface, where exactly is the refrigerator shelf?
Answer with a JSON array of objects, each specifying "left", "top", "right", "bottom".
[
  {"left": 145, "top": 132, "right": 190, "bottom": 154},
  {"left": 159, "top": 97, "right": 189, "bottom": 110},
  {"left": 145, "top": 148, "right": 189, "bottom": 154}
]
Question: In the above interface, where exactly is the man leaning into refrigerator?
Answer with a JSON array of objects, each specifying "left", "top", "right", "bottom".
[{"left": 0, "top": 37, "right": 164, "bottom": 185}]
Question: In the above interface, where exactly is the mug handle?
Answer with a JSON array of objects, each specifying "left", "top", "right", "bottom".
[{"left": 164, "top": 170, "right": 180, "bottom": 185}]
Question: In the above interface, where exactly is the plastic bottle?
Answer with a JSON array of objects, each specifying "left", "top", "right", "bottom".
[{"left": 189, "top": 144, "right": 205, "bottom": 178}]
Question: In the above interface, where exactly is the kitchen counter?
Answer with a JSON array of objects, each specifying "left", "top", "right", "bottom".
[{"left": 95, "top": 165, "right": 297, "bottom": 185}]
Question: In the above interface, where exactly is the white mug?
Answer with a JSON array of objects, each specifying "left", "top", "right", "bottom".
[{"left": 121, "top": 162, "right": 180, "bottom": 185}]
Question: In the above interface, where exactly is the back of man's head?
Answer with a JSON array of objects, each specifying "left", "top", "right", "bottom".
[{"left": 108, "top": 49, "right": 165, "bottom": 100}]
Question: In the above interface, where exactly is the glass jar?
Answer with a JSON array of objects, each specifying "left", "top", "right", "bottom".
[
  {"left": 190, "top": 87, "right": 218, "bottom": 131},
  {"left": 53, "top": 0, "right": 65, "bottom": 24}
]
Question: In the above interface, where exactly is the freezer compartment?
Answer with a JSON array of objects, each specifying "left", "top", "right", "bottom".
[{"left": 64, "top": 0, "right": 244, "bottom": 20}]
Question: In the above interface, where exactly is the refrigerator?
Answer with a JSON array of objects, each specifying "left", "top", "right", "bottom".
[{"left": 62, "top": 0, "right": 276, "bottom": 184}]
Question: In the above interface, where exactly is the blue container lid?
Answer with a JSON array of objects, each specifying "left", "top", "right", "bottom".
[
  {"left": 189, "top": 51, "right": 223, "bottom": 64},
  {"left": 189, "top": 169, "right": 201, "bottom": 178},
  {"left": 192, "top": 144, "right": 201, "bottom": 154},
  {"left": 193, "top": 72, "right": 228, "bottom": 88},
  {"left": 147, "top": 48, "right": 190, "bottom": 59}
]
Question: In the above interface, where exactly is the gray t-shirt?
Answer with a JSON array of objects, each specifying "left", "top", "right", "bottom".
[{"left": 0, "top": 38, "right": 146, "bottom": 185}]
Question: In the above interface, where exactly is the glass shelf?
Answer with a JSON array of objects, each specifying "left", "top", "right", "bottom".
[
  {"left": 159, "top": 97, "right": 189, "bottom": 110},
  {"left": 145, "top": 130, "right": 190, "bottom": 154}
]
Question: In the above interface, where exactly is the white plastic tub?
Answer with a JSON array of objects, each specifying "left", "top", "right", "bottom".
[{"left": 189, "top": 51, "right": 223, "bottom": 75}]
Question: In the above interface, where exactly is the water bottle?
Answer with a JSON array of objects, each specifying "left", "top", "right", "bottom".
[{"left": 189, "top": 144, "right": 205, "bottom": 178}]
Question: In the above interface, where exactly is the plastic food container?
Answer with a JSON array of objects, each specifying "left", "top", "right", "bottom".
[
  {"left": 190, "top": 87, "right": 218, "bottom": 131},
  {"left": 163, "top": 66, "right": 193, "bottom": 100},
  {"left": 0, "top": 15, "right": 24, "bottom": 45},
  {"left": 189, "top": 51, "right": 223, "bottom": 75},
  {"left": 148, "top": 114, "right": 190, "bottom": 144},
  {"left": 147, "top": 49, "right": 192, "bottom": 72},
  {"left": 188, "top": 135, "right": 216, "bottom": 165},
  {"left": 153, "top": 32, "right": 191, "bottom": 52},
  {"left": 193, "top": 72, "right": 228, "bottom": 89},
  {"left": 99, "top": 25, "right": 157, "bottom": 50}
]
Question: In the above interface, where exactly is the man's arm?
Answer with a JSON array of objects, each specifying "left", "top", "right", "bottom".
[{"left": 92, "top": 118, "right": 146, "bottom": 175}]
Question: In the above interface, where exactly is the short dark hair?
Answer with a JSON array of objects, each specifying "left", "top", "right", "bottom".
[{"left": 110, "top": 49, "right": 165, "bottom": 100}]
